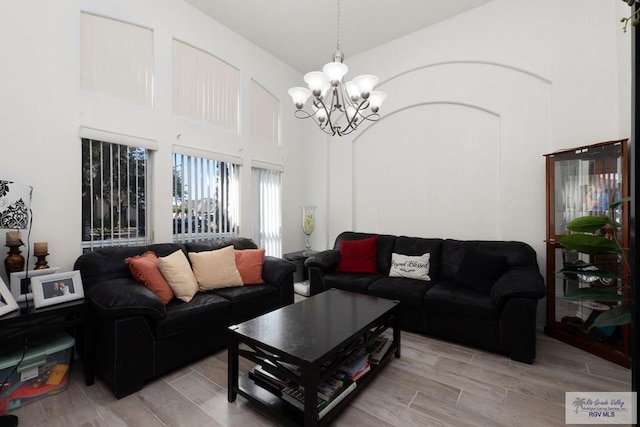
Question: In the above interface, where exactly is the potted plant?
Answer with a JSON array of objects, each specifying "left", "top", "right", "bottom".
[{"left": 559, "top": 197, "right": 631, "bottom": 329}]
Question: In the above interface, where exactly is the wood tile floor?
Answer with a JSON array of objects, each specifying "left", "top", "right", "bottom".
[{"left": 9, "top": 329, "right": 631, "bottom": 427}]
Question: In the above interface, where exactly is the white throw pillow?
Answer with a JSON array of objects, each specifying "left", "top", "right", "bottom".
[
  {"left": 188, "top": 245, "right": 244, "bottom": 291},
  {"left": 157, "top": 250, "right": 199, "bottom": 302},
  {"left": 389, "top": 252, "right": 431, "bottom": 281}
]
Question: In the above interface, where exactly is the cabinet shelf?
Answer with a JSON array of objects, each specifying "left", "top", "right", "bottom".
[{"left": 544, "top": 139, "right": 630, "bottom": 368}]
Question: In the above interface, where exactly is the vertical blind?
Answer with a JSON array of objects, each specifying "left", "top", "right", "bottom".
[
  {"left": 80, "top": 13, "right": 154, "bottom": 107},
  {"left": 173, "top": 40, "right": 240, "bottom": 132},
  {"left": 173, "top": 152, "right": 239, "bottom": 243},
  {"left": 81, "top": 138, "right": 149, "bottom": 251},
  {"left": 252, "top": 167, "right": 282, "bottom": 257},
  {"left": 251, "top": 79, "right": 281, "bottom": 144}
]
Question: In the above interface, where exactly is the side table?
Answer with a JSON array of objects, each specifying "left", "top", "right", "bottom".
[
  {"left": 283, "top": 251, "right": 323, "bottom": 297},
  {"left": 0, "top": 299, "right": 94, "bottom": 386}
]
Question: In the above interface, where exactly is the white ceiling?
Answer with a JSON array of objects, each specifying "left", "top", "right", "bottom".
[{"left": 182, "top": 0, "right": 494, "bottom": 73}]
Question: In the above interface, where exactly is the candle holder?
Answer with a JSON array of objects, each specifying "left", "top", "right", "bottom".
[
  {"left": 34, "top": 253, "right": 49, "bottom": 270},
  {"left": 5, "top": 243, "right": 25, "bottom": 277}
]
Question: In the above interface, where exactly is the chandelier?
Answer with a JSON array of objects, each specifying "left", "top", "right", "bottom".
[{"left": 287, "top": 0, "right": 387, "bottom": 137}]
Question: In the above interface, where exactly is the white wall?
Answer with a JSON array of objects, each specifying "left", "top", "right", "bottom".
[
  {"left": 316, "top": 0, "right": 632, "bottom": 324},
  {"left": 0, "top": 0, "right": 314, "bottom": 285}
]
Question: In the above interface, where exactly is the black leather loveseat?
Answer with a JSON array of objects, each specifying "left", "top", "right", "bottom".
[
  {"left": 74, "top": 237, "right": 295, "bottom": 398},
  {"left": 305, "top": 232, "right": 546, "bottom": 364}
]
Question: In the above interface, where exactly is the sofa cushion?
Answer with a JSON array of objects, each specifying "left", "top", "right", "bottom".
[
  {"left": 389, "top": 252, "right": 431, "bottom": 281},
  {"left": 392, "top": 237, "right": 443, "bottom": 280},
  {"left": 424, "top": 282, "right": 500, "bottom": 321},
  {"left": 235, "top": 249, "right": 265, "bottom": 285},
  {"left": 157, "top": 250, "right": 199, "bottom": 302},
  {"left": 333, "top": 232, "right": 396, "bottom": 274},
  {"left": 185, "top": 237, "right": 258, "bottom": 253},
  {"left": 155, "top": 292, "right": 231, "bottom": 339},
  {"left": 454, "top": 250, "right": 507, "bottom": 293},
  {"left": 213, "top": 284, "right": 282, "bottom": 323},
  {"left": 323, "top": 272, "right": 383, "bottom": 294},
  {"left": 368, "top": 277, "right": 434, "bottom": 309},
  {"left": 125, "top": 251, "right": 174, "bottom": 304},
  {"left": 188, "top": 246, "right": 243, "bottom": 291},
  {"left": 337, "top": 236, "right": 378, "bottom": 273}
]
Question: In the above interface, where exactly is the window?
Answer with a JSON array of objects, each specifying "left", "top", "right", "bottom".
[
  {"left": 172, "top": 39, "right": 240, "bottom": 132},
  {"left": 251, "top": 79, "right": 281, "bottom": 144},
  {"left": 173, "top": 151, "right": 239, "bottom": 242},
  {"left": 81, "top": 138, "right": 150, "bottom": 251},
  {"left": 80, "top": 13, "right": 154, "bottom": 107},
  {"left": 252, "top": 166, "right": 282, "bottom": 257}
]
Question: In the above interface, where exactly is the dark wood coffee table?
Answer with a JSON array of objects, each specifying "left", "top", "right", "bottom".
[{"left": 228, "top": 288, "right": 401, "bottom": 426}]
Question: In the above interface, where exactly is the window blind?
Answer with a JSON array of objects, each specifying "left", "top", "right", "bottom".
[
  {"left": 80, "top": 13, "right": 154, "bottom": 107},
  {"left": 172, "top": 40, "right": 240, "bottom": 132},
  {"left": 252, "top": 167, "right": 282, "bottom": 257},
  {"left": 251, "top": 79, "right": 281, "bottom": 144}
]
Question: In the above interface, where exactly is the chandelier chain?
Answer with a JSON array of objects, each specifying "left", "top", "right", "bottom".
[{"left": 336, "top": 0, "right": 341, "bottom": 51}]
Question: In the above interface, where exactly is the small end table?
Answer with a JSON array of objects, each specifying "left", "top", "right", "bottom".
[{"left": 283, "top": 251, "right": 321, "bottom": 297}]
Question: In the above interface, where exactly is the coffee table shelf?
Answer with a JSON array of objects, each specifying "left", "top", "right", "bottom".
[{"left": 228, "top": 289, "right": 400, "bottom": 426}]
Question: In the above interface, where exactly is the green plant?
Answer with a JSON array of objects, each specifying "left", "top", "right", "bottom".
[
  {"left": 622, "top": 0, "right": 640, "bottom": 32},
  {"left": 559, "top": 197, "right": 631, "bottom": 328}
]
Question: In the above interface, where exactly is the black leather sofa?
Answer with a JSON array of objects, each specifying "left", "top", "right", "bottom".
[
  {"left": 74, "top": 237, "right": 295, "bottom": 399},
  {"left": 305, "top": 232, "right": 546, "bottom": 364}
]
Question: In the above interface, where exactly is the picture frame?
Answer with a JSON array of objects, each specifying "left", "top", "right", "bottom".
[
  {"left": 31, "top": 271, "right": 84, "bottom": 309},
  {"left": 10, "top": 267, "right": 61, "bottom": 302},
  {"left": 0, "top": 277, "right": 19, "bottom": 317}
]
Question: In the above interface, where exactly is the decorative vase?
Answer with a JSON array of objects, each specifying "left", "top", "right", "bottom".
[
  {"left": 301, "top": 205, "right": 316, "bottom": 256},
  {"left": 5, "top": 243, "right": 25, "bottom": 276}
]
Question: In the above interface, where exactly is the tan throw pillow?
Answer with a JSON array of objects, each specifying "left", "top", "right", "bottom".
[
  {"left": 157, "top": 249, "right": 199, "bottom": 302},
  {"left": 188, "top": 245, "right": 244, "bottom": 291}
]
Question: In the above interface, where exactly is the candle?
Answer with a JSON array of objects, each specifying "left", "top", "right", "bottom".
[
  {"left": 34, "top": 242, "right": 48, "bottom": 255},
  {"left": 5, "top": 231, "right": 21, "bottom": 246}
]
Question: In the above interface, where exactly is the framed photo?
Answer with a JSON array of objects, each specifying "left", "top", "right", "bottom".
[
  {"left": 10, "top": 267, "right": 61, "bottom": 302},
  {"left": 31, "top": 271, "right": 84, "bottom": 308},
  {"left": 0, "top": 277, "right": 19, "bottom": 317}
]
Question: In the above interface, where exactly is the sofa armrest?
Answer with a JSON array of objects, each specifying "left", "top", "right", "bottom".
[
  {"left": 262, "top": 256, "right": 297, "bottom": 286},
  {"left": 86, "top": 278, "right": 166, "bottom": 320},
  {"left": 490, "top": 268, "right": 546, "bottom": 307},
  {"left": 304, "top": 250, "right": 340, "bottom": 271}
]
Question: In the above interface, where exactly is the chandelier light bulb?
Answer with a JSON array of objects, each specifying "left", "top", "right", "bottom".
[
  {"left": 345, "top": 81, "right": 360, "bottom": 102},
  {"left": 315, "top": 106, "right": 328, "bottom": 123},
  {"left": 368, "top": 91, "right": 387, "bottom": 113},
  {"left": 352, "top": 74, "right": 379, "bottom": 99},
  {"left": 288, "top": 87, "right": 312, "bottom": 109},
  {"left": 322, "top": 62, "right": 349, "bottom": 86},
  {"left": 304, "top": 71, "right": 330, "bottom": 97}
]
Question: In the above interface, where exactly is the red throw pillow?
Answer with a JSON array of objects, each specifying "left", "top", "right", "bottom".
[
  {"left": 125, "top": 251, "right": 175, "bottom": 304},
  {"left": 336, "top": 236, "right": 378, "bottom": 274},
  {"left": 234, "top": 249, "right": 265, "bottom": 285}
]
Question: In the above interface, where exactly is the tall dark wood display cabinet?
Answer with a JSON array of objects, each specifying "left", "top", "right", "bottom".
[{"left": 544, "top": 140, "right": 630, "bottom": 368}]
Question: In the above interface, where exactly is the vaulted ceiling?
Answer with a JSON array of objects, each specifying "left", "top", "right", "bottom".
[{"left": 182, "top": 0, "right": 494, "bottom": 73}]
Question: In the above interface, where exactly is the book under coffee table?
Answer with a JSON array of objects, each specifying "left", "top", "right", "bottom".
[{"left": 227, "top": 288, "right": 401, "bottom": 426}]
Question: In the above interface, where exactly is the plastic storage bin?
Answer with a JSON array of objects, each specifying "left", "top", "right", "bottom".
[{"left": 0, "top": 331, "right": 74, "bottom": 414}]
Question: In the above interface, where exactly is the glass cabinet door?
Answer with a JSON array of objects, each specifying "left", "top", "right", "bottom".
[{"left": 549, "top": 142, "right": 623, "bottom": 241}]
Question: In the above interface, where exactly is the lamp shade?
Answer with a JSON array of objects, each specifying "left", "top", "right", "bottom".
[
  {"left": 368, "top": 91, "right": 388, "bottom": 110},
  {"left": 304, "top": 71, "right": 330, "bottom": 95},
  {"left": 322, "top": 62, "right": 348, "bottom": 83},
  {"left": 352, "top": 74, "right": 379, "bottom": 98},
  {"left": 315, "top": 106, "right": 328, "bottom": 123},
  {"left": 0, "top": 180, "right": 32, "bottom": 229},
  {"left": 345, "top": 81, "right": 360, "bottom": 101},
  {"left": 288, "top": 87, "right": 312, "bottom": 108}
]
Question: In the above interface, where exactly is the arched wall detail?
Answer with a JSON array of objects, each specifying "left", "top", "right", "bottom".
[{"left": 327, "top": 60, "right": 553, "bottom": 267}]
